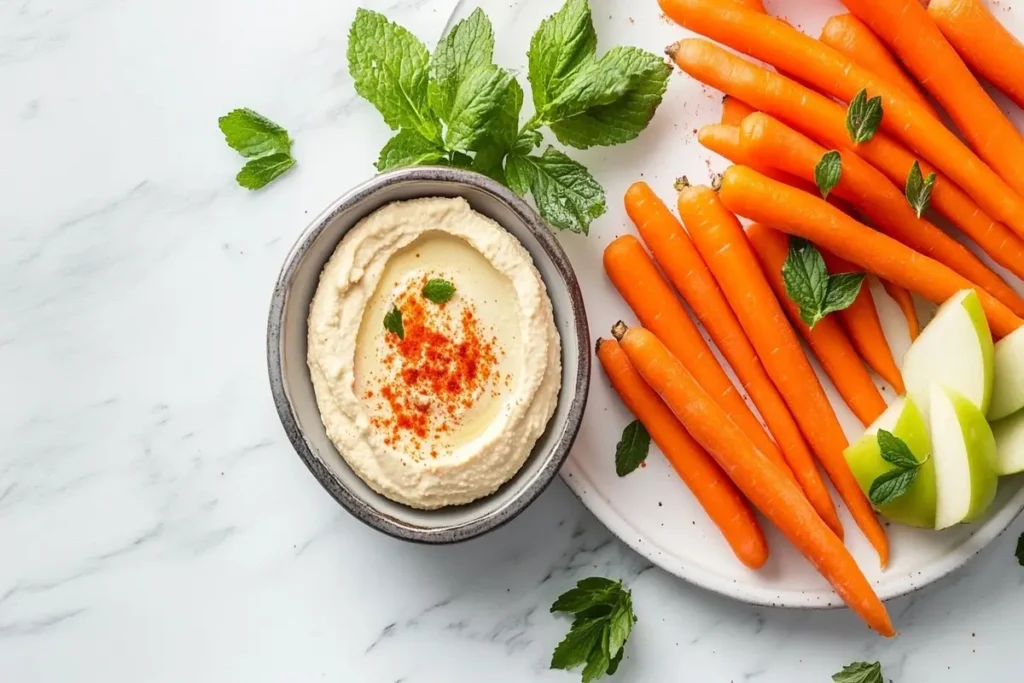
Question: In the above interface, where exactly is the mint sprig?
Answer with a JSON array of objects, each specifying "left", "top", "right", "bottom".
[
  {"left": 832, "top": 661, "right": 883, "bottom": 683},
  {"left": 782, "top": 238, "right": 865, "bottom": 327},
  {"left": 551, "top": 578, "right": 636, "bottom": 682},
  {"left": 614, "top": 420, "right": 650, "bottom": 476},
  {"left": 347, "top": 0, "right": 669, "bottom": 235},
  {"left": 869, "top": 430, "right": 928, "bottom": 506},
  {"left": 218, "top": 109, "right": 296, "bottom": 190}
]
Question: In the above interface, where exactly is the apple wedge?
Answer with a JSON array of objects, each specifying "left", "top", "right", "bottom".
[
  {"left": 931, "top": 386, "right": 999, "bottom": 530},
  {"left": 845, "top": 397, "right": 936, "bottom": 528},
  {"left": 902, "top": 289, "right": 993, "bottom": 419},
  {"left": 990, "top": 410, "right": 1024, "bottom": 475},
  {"left": 988, "top": 327, "right": 1024, "bottom": 420}
]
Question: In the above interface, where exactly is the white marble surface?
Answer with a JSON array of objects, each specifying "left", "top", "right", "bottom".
[{"left": 2, "top": 0, "right": 1023, "bottom": 680}]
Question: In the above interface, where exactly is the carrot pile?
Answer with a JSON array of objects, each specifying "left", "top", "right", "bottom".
[{"left": 591, "top": 0, "right": 1024, "bottom": 637}]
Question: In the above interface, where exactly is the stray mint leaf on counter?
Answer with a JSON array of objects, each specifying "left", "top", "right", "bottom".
[
  {"left": 906, "top": 160, "right": 937, "bottom": 218},
  {"left": 347, "top": 0, "right": 668, "bottom": 235},
  {"left": 814, "top": 150, "right": 843, "bottom": 199},
  {"left": 869, "top": 430, "right": 927, "bottom": 506},
  {"left": 383, "top": 305, "right": 405, "bottom": 340},
  {"left": 219, "top": 109, "right": 296, "bottom": 190},
  {"left": 550, "top": 578, "right": 636, "bottom": 682},
  {"left": 782, "top": 238, "right": 865, "bottom": 327},
  {"left": 832, "top": 661, "right": 884, "bottom": 683},
  {"left": 422, "top": 278, "right": 456, "bottom": 304},
  {"left": 505, "top": 147, "right": 606, "bottom": 234},
  {"left": 1016, "top": 532, "right": 1024, "bottom": 566},
  {"left": 845, "top": 89, "right": 883, "bottom": 144},
  {"left": 614, "top": 419, "right": 650, "bottom": 476}
]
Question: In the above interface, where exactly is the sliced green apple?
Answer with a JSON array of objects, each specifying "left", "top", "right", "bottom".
[
  {"left": 988, "top": 327, "right": 1024, "bottom": 420},
  {"left": 902, "top": 289, "right": 993, "bottom": 419},
  {"left": 844, "top": 397, "right": 936, "bottom": 528},
  {"left": 930, "top": 386, "right": 998, "bottom": 529},
  {"left": 990, "top": 410, "right": 1024, "bottom": 475}
]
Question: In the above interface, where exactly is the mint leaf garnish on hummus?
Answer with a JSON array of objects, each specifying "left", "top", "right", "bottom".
[
  {"left": 422, "top": 278, "right": 456, "bottom": 304},
  {"left": 383, "top": 304, "right": 405, "bottom": 340}
]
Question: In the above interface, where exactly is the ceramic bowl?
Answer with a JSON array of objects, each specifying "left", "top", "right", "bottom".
[{"left": 267, "top": 166, "right": 590, "bottom": 543}]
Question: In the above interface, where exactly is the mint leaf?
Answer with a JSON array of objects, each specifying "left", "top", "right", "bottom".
[
  {"left": 468, "top": 78, "right": 525, "bottom": 184},
  {"left": 548, "top": 47, "right": 671, "bottom": 149},
  {"left": 614, "top": 420, "right": 650, "bottom": 476},
  {"left": 506, "top": 147, "right": 606, "bottom": 234},
  {"left": 607, "top": 646, "right": 624, "bottom": 675},
  {"left": 581, "top": 629, "right": 611, "bottom": 683},
  {"left": 1016, "top": 532, "right": 1024, "bottom": 566},
  {"left": 877, "top": 429, "right": 920, "bottom": 469},
  {"left": 428, "top": 8, "right": 495, "bottom": 122},
  {"left": 383, "top": 304, "right": 404, "bottom": 340},
  {"left": 869, "top": 466, "right": 920, "bottom": 506},
  {"left": 846, "top": 89, "right": 883, "bottom": 144},
  {"left": 821, "top": 272, "right": 865, "bottom": 318},
  {"left": 218, "top": 108, "right": 291, "bottom": 158},
  {"left": 422, "top": 278, "right": 456, "bottom": 304},
  {"left": 348, "top": 9, "right": 440, "bottom": 143},
  {"left": 445, "top": 64, "right": 513, "bottom": 151},
  {"left": 376, "top": 129, "right": 446, "bottom": 172},
  {"left": 814, "top": 150, "right": 842, "bottom": 199},
  {"left": 514, "top": 128, "right": 543, "bottom": 155},
  {"left": 236, "top": 152, "right": 296, "bottom": 190},
  {"left": 782, "top": 237, "right": 830, "bottom": 327},
  {"left": 906, "top": 160, "right": 937, "bottom": 218},
  {"left": 832, "top": 661, "right": 883, "bottom": 683},
  {"left": 607, "top": 601, "right": 633, "bottom": 657},
  {"left": 550, "top": 618, "right": 605, "bottom": 670},
  {"left": 528, "top": 0, "right": 597, "bottom": 112},
  {"left": 541, "top": 58, "right": 635, "bottom": 124},
  {"left": 576, "top": 577, "right": 618, "bottom": 592}
]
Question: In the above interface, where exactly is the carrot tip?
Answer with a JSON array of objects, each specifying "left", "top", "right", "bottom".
[
  {"left": 611, "top": 321, "right": 629, "bottom": 341},
  {"left": 674, "top": 175, "right": 691, "bottom": 192},
  {"left": 665, "top": 41, "right": 680, "bottom": 59}
]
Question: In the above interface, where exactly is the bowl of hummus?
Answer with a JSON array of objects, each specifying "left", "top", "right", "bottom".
[{"left": 268, "top": 167, "right": 589, "bottom": 542}]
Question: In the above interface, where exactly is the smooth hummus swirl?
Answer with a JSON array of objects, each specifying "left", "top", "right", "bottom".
[{"left": 307, "top": 197, "right": 561, "bottom": 509}]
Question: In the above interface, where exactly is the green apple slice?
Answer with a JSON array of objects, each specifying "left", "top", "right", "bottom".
[
  {"left": 988, "top": 327, "right": 1024, "bottom": 420},
  {"left": 844, "top": 397, "right": 936, "bottom": 528},
  {"left": 990, "top": 410, "right": 1024, "bottom": 475},
  {"left": 930, "top": 386, "right": 998, "bottom": 529},
  {"left": 902, "top": 289, "right": 994, "bottom": 419}
]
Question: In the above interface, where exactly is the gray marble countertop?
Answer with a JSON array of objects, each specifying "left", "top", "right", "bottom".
[{"left": 3, "top": 0, "right": 1022, "bottom": 680}]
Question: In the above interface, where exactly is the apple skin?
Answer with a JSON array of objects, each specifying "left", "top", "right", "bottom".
[
  {"left": 844, "top": 397, "right": 936, "bottom": 528},
  {"left": 988, "top": 327, "right": 1024, "bottom": 420},
  {"left": 932, "top": 387, "right": 999, "bottom": 529},
  {"left": 990, "top": 409, "right": 1024, "bottom": 475},
  {"left": 902, "top": 289, "right": 993, "bottom": 419}
]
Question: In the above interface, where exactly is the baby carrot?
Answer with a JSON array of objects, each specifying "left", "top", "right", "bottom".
[
  {"left": 603, "top": 235, "right": 792, "bottom": 478},
  {"left": 681, "top": 185, "right": 888, "bottom": 564},
  {"left": 737, "top": 112, "right": 1024, "bottom": 318},
  {"left": 626, "top": 182, "right": 841, "bottom": 533},
  {"left": 746, "top": 223, "right": 888, "bottom": 427},
  {"left": 819, "top": 13, "right": 937, "bottom": 117},
  {"left": 662, "top": 13, "right": 1024, "bottom": 238},
  {"left": 618, "top": 325, "right": 894, "bottom": 637},
  {"left": 928, "top": 0, "right": 1024, "bottom": 111},
  {"left": 597, "top": 337, "right": 769, "bottom": 569},
  {"left": 721, "top": 96, "right": 756, "bottom": 126},
  {"left": 882, "top": 280, "right": 920, "bottom": 341},
  {"left": 718, "top": 165, "right": 1024, "bottom": 338},
  {"left": 842, "top": 0, "right": 1024, "bottom": 197}
]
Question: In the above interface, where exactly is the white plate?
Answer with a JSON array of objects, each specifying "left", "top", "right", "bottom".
[{"left": 443, "top": 0, "right": 1024, "bottom": 607}]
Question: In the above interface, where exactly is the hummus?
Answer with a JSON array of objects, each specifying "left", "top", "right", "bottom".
[{"left": 307, "top": 197, "right": 562, "bottom": 509}]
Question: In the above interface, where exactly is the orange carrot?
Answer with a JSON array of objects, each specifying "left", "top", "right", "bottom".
[
  {"left": 819, "top": 251, "right": 905, "bottom": 393},
  {"left": 721, "top": 95, "right": 756, "bottom": 125},
  {"left": 597, "top": 337, "right": 769, "bottom": 569},
  {"left": 737, "top": 112, "right": 1024, "bottom": 318},
  {"left": 819, "top": 13, "right": 937, "bottom": 117},
  {"left": 882, "top": 280, "right": 920, "bottom": 341},
  {"left": 680, "top": 184, "right": 888, "bottom": 565},
  {"left": 626, "top": 182, "right": 842, "bottom": 534},
  {"left": 661, "top": 11, "right": 1024, "bottom": 238},
  {"left": 842, "top": 0, "right": 1024, "bottom": 197},
  {"left": 603, "top": 235, "right": 793, "bottom": 478},
  {"left": 671, "top": 41, "right": 1024, "bottom": 280},
  {"left": 618, "top": 325, "right": 894, "bottom": 637},
  {"left": 728, "top": 0, "right": 766, "bottom": 11},
  {"left": 719, "top": 165, "right": 1024, "bottom": 338},
  {"left": 746, "top": 223, "right": 888, "bottom": 426},
  {"left": 928, "top": 0, "right": 1024, "bottom": 110}
]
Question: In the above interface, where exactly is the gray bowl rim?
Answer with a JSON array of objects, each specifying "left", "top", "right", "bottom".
[{"left": 267, "top": 166, "right": 591, "bottom": 544}]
